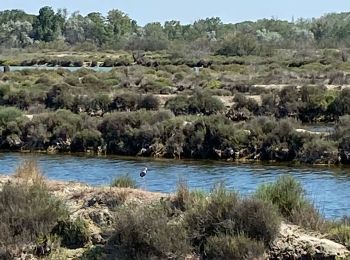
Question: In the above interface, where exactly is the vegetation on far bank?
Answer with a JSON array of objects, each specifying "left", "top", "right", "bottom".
[
  {"left": 1, "top": 8, "right": 350, "bottom": 165},
  {"left": 0, "top": 160, "right": 349, "bottom": 259}
]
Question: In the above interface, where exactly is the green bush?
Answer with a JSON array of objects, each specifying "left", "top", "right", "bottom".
[
  {"left": 110, "top": 174, "right": 137, "bottom": 188},
  {"left": 109, "top": 204, "right": 191, "bottom": 259},
  {"left": 51, "top": 218, "right": 90, "bottom": 249},
  {"left": 328, "top": 88, "right": 350, "bottom": 118},
  {"left": 256, "top": 175, "right": 324, "bottom": 230},
  {"left": 185, "top": 184, "right": 280, "bottom": 256},
  {"left": 0, "top": 180, "right": 68, "bottom": 252},
  {"left": 298, "top": 138, "right": 338, "bottom": 164},
  {"left": 45, "top": 83, "right": 74, "bottom": 110},
  {"left": 71, "top": 129, "right": 102, "bottom": 153},
  {"left": 111, "top": 92, "right": 140, "bottom": 111},
  {"left": 165, "top": 95, "right": 189, "bottom": 115},
  {"left": 216, "top": 33, "right": 257, "bottom": 56},
  {"left": 233, "top": 93, "right": 259, "bottom": 113},
  {"left": 188, "top": 91, "right": 225, "bottom": 115},
  {"left": 139, "top": 94, "right": 160, "bottom": 110},
  {"left": 0, "top": 106, "right": 23, "bottom": 126},
  {"left": 205, "top": 234, "right": 265, "bottom": 260}
]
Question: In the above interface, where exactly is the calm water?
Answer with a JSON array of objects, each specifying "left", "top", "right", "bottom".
[
  {"left": 0, "top": 66, "right": 112, "bottom": 72},
  {"left": 0, "top": 153, "right": 349, "bottom": 219}
]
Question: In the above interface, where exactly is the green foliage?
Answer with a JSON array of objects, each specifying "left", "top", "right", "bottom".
[
  {"left": 298, "top": 138, "right": 338, "bottom": 164},
  {"left": 165, "top": 95, "right": 190, "bottom": 115},
  {"left": 256, "top": 175, "right": 324, "bottom": 230},
  {"left": 139, "top": 94, "right": 160, "bottom": 110},
  {"left": 216, "top": 33, "right": 257, "bottom": 56},
  {"left": 109, "top": 204, "right": 191, "bottom": 259},
  {"left": 188, "top": 91, "right": 225, "bottom": 115},
  {"left": 79, "top": 246, "right": 105, "bottom": 260},
  {"left": 0, "top": 106, "right": 22, "bottom": 126},
  {"left": 205, "top": 234, "right": 265, "bottom": 260},
  {"left": 71, "top": 129, "right": 102, "bottom": 153},
  {"left": 51, "top": 218, "right": 90, "bottom": 249},
  {"left": 0, "top": 179, "right": 68, "bottom": 251},
  {"left": 185, "top": 184, "right": 280, "bottom": 256},
  {"left": 110, "top": 174, "right": 137, "bottom": 188},
  {"left": 33, "top": 6, "right": 64, "bottom": 42},
  {"left": 256, "top": 175, "right": 307, "bottom": 218},
  {"left": 328, "top": 88, "right": 350, "bottom": 118}
]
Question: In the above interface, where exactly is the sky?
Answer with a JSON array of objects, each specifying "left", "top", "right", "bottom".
[{"left": 1, "top": 0, "right": 350, "bottom": 25}]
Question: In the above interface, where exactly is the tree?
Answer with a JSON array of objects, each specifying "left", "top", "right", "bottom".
[
  {"left": 33, "top": 6, "right": 64, "bottom": 42},
  {"left": 164, "top": 20, "right": 183, "bottom": 40},
  {"left": 85, "top": 12, "right": 109, "bottom": 46},
  {"left": 107, "top": 9, "right": 133, "bottom": 37},
  {"left": 216, "top": 32, "right": 257, "bottom": 56},
  {"left": 132, "top": 22, "right": 169, "bottom": 51},
  {"left": 0, "top": 9, "right": 34, "bottom": 24},
  {"left": 64, "top": 12, "right": 86, "bottom": 44},
  {"left": 0, "top": 21, "right": 33, "bottom": 48}
]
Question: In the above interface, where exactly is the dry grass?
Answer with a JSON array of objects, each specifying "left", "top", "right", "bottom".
[{"left": 13, "top": 159, "right": 45, "bottom": 184}]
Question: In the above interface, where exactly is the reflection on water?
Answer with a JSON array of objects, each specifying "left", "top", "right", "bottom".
[{"left": 0, "top": 152, "right": 349, "bottom": 219}]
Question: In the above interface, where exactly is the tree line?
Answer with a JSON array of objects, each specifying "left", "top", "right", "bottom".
[{"left": 1, "top": 7, "right": 350, "bottom": 54}]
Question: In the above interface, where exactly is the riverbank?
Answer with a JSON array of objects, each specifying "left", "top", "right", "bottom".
[
  {"left": 0, "top": 161, "right": 349, "bottom": 259},
  {"left": 1, "top": 152, "right": 350, "bottom": 219},
  {"left": 1, "top": 58, "right": 350, "bottom": 165}
]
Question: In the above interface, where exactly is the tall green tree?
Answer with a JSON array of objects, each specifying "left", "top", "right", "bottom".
[
  {"left": 107, "top": 9, "right": 133, "bottom": 37},
  {"left": 33, "top": 6, "right": 64, "bottom": 42},
  {"left": 85, "top": 12, "right": 109, "bottom": 46}
]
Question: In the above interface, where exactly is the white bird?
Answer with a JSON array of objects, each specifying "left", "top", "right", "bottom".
[{"left": 140, "top": 167, "right": 148, "bottom": 178}]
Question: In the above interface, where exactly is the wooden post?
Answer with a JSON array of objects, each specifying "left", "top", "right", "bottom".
[{"left": 3, "top": 65, "right": 10, "bottom": 73}]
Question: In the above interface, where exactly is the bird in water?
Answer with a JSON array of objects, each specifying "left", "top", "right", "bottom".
[{"left": 140, "top": 167, "right": 148, "bottom": 178}]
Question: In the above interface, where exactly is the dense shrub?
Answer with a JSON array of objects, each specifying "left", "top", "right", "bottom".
[
  {"left": 298, "top": 138, "right": 338, "bottom": 164},
  {"left": 205, "top": 234, "right": 265, "bottom": 260},
  {"left": 71, "top": 129, "right": 102, "bottom": 152},
  {"left": 111, "top": 92, "right": 141, "bottom": 111},
  {"left": 328, "top": 88, "right": 350, "bottom": 118},
  {"left": 185, "top": 184, "right": 280, "bottom": 256},
  {"left": 0, "top": 165, "right": 68, "bottom": 253},
  {"left": 51, "top": 218, "right": 90, "bottom": 249},
  {"left": 216, "top": 33, "right": 257, "bottom": 57},
  {"left": 139, "top": 94, "right": 160, "bottom": 110},
  {"left": 109, "top": 204, "right": 191, "bottom": 259},
  {"left": 256, "top": 175, "right": 324, "bottom": 230},
  {"left": 0, "top": 106, "right": 23, "bottom": 126},
  {"left": 233, "top": 93, "right": 259, "bottom": 113},
  {"left": 188, "top": 91, "right": 225, "bottom": 115},
  {"left": 165, "top": 95, "right": 189, "bottom": 115},
  {"left": 259, "top": 118, "right": 304, "bottom": 161},
  {"left": 45, "top": 83, "right": 74, "bottom": 110},
  {"left": 165, "top": 91, "right": 225, "bottom": 115}
]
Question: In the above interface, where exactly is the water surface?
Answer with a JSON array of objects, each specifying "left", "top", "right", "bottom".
[
  {"left": 0, "top": 153, "right": 349, "bottom": 219},
  {"left": 0, "top": 66, "right": 112, "bottom": 72}
]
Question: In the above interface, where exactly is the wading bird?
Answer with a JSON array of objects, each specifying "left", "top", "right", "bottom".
[
  {"left": 140, "top": 167, "right": 148, "bottom": 177},
  {"left": 140, "top": 167, "right": 148, "bottom": 190}
]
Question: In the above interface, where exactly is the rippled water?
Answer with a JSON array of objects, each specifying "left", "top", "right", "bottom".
[{"left": 0, "top": 153, "right": 349, "bottom": 219}]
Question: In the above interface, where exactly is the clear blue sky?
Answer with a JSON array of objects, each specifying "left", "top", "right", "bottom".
[{"left": 1, "top": 0, "right": 350, "bottom": 25}]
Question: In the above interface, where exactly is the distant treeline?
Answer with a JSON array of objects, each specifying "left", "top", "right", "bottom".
[{"left": 1, "top": 7, "right": 350, "bottom": 54}]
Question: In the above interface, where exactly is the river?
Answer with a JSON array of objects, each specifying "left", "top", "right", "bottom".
[{"left": 0, "top": 153, "right": 349, "bottom": 219}]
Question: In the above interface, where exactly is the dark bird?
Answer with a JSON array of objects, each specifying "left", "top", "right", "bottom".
[{"left": 140, "top": 167, "right": 148, "bottom": 177}]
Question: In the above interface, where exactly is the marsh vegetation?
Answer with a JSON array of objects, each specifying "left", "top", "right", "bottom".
[{"left": 0, "top": 160, "right": 348, "bottom": 259}]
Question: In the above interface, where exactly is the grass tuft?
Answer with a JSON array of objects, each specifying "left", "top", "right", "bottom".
[{"left": 110, "top": 174, "right": 137, "bottom": 188}]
